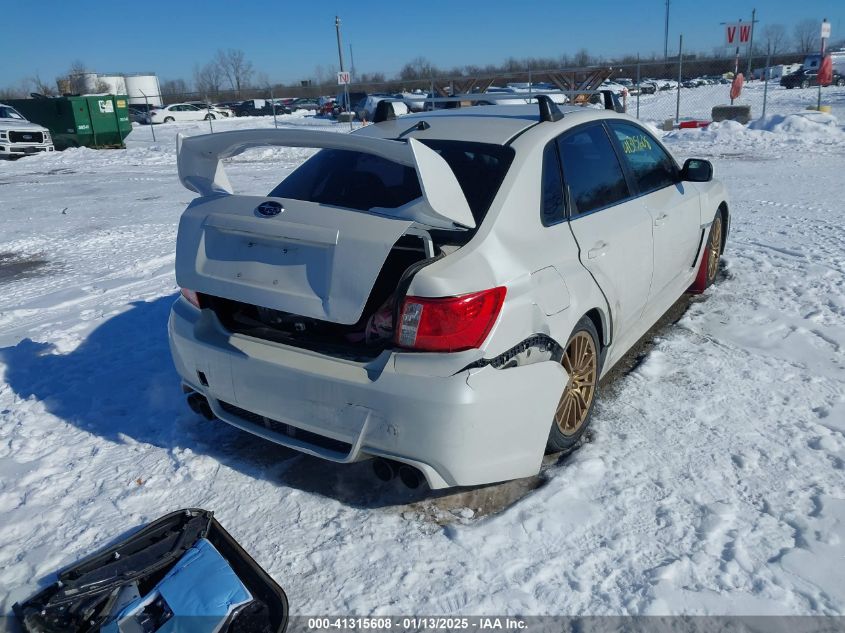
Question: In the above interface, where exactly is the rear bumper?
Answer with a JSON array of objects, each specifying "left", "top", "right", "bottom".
[{"left": 168, "top": 297, "right": 565, "bottom": 489}]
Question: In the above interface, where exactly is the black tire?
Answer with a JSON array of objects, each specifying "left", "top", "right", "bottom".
[
  {"left": 801, "top": 80, "right": 810, "bottom": 89},
  {"left": 704, "top": 213, "right": 724, "bottom": 287},
  {"left": 204, "top": 113, "right": 216, "bottom": 120},
  {"left": 163, "top": 116, "right": 175, "bottom": 123},
  {"left": 547, "top": 316, "right": 603, "bottom": 454},
  {"left": 837, "top": 78, "right": 845, "bottom": 87}
]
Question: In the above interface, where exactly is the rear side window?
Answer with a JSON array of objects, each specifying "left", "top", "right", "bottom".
[
  {"left": 609, "top": 121, "right": 678, "bottom": 194},
  {"left": 423, "top": 140, "right": 514, "bottom": 225},
  {"left": 557, "top": 124, "right": 630, "bottom": 216},
  {"left": 269, "top": 140, "right": 514, "bottom": 224},
  {"left": 541, "top": 142, "right": 565, "bottom": 224}
]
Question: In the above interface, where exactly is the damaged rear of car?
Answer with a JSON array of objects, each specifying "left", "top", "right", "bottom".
[{"left": 169, "top": 123, "right": 568, "bottom": 489}]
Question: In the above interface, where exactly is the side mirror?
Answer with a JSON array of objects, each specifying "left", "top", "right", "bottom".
[{"left": 681, "top": 158, "right": 713, "bottom": 182}]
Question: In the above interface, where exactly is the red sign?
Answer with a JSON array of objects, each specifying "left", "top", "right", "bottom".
[
  {"left": 818, "top": 55, "right": 833, "bottom": 86},
  {"left": 725, "top": 22, "right": 752, "bottom": 46},
  {"left": 730, "top": 73, "right": 745, "bottom": 100}
]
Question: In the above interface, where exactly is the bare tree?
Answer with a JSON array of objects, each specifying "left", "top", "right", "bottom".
[
  {"left": 399, "top": 57, "right": 438, "bottom": 80},
  {"left": 29, "top": 73, "right": 56, "bottom": 96},
  {"left": 573, "top": 49, "right": 592, "bottom": 67},
  {"left": 762, "top": 24, "right": 789, "bottom": 56},
  {"left": 161, "top": 78, "right": 190, "bottom": 100},
  {"left": 216, "top": 49, "right": 254, "bottom": 96},
  {"left": 793, "top": 19, "right": 819, "bottom": 54},
  {"left": 56, "top": 60, "right": 92, "bottom": 94},
  {"left": 360, "top": 72, "right": 385, "bottom": 83},
  {"left": 193, "top": 62, "right": 222, "bottom": 97},
  {"left": 0, "top": 78, "right": 32, "bottom": 100}
]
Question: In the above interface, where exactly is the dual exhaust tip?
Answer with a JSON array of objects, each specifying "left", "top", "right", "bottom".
[
  {"left": 186, "top": 392, "right": 214, "bottom": 420},
  {"left": 185, "top": 393, "right": 423, "bottom": 490},
  {"left": 372, "top": 457, "right": 422, "bottom": 490}
]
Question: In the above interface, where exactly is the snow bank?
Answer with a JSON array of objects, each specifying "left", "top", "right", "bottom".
[
  {"left": 663, "top": 109, "right": 845, "bottom": 158},
  {"left": 748, "top": 111, "right": 842, "bottom": 135}
]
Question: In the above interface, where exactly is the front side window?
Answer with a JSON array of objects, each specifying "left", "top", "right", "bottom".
[
  {"left": 609, "top": 122, "right": 678, "bottom": 194},
  {"left": 557, "top": 124, "right": 630, "bottom": 216}
]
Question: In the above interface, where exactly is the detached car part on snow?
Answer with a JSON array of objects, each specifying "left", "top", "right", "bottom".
[
  {"left": 13, "top": 509, "right": 288, "bottom": 633},
  {"left": 169, "top": 98, "right": 729, "bottom": 489}
]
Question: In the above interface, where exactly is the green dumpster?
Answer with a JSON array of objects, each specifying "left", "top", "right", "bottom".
[{"left": 5, "top": 95, "right": 132, "bottom": 150}]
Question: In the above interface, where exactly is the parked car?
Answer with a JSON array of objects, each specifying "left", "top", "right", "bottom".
[
  {"left": 170, "top": 98, "right": 730, "bottom": 490},
  {"left": 215, "top": 100, "right": 243, "bottom": 111},
  {"left": 233, "top": 99, "right": 290, "bottom": 117},
  {"left": 0, "top": 104, "right": 54, "bottom": 158},
  {"left": 780, "top": 68, "right": 845, "bottom": 89},
  {"left": 146, "top": 103, "right": 215, "bottom": 124},
  {"left": 127, "top": 107, "right": 147, "bottom": 124},
  {"left": 637, "top": 81, "right": 658, "bottom": 94},
  {"left": 288, "top": 98, "right": 320, "bottom": 112},
  {"left": 332, "top": 91, "right": 368, "bottom": 117},
  {"left": 317, "top": 98, "right": 337, "bottom": 117},
  {"left": 186, "top": 101, "right": 233, "bottom": 118},
  {"left": 600, "top": 80, "right": 628, "bottom": 96}
]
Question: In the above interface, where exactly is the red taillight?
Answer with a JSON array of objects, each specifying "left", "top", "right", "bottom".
[
  {"left": 395, "top": 287, "right": 507, "bottom": 352},
  {"left": 180, "top": 288, "right": 202, "bottom": 309}
]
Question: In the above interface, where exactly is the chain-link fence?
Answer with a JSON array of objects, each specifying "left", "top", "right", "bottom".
[{"left": 133, "top": 51, "right": 824, "bottom": 134}]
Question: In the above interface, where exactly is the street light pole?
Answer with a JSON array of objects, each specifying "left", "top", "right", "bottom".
[{"left": 664, "top": 0, "right": 670, "bottom": 60}]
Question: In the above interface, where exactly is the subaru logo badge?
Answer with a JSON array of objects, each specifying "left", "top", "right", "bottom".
[{"left": 256, "top": 201, "right": 283, "bottom": 217}]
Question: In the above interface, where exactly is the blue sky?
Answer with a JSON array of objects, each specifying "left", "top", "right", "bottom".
[{"left": 3, "top": 0, "right": 842, "bottom": 89}]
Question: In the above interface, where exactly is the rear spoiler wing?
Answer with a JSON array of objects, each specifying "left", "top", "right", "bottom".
[{"left": 176, "top": 128, "right": 476, "bottom": 229}]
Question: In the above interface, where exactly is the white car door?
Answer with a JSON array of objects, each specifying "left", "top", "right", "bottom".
[
  {"left": 557, "top": 123, "right": 654, "bottom": 344},
  {"left": 183, "top": 105, "right": 205, "bottom": 121},
  {"left": 165, "top": 105, "right": 184, "bottom": 121},
  {"left": 607, "top": 121, "right": 701, "bottom": 303}
]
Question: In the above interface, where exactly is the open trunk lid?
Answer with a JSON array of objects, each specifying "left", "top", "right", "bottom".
[
  {"left": 177, "top": 195, "right": 416, "bottom": 324},
  {"left": 175, "top": 129, "right": 474, "bottom": 325}
]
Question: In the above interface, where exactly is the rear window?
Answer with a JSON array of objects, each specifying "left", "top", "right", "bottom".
[{"left": 268, "top": 140, "right": 514, "bottom": 225}]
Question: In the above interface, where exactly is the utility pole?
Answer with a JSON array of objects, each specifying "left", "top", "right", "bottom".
[
  {"left": 664, "top": 0, "right": 670, "bottom": 60},
  {"left": 335, "top": 16, "right": 345, "bottom": 72},
  {"left": 335, "top": 16, "right": 351, "bottom": 122},
  {"left": 745, "top": 8, "right": 758, "bottom": 78}
]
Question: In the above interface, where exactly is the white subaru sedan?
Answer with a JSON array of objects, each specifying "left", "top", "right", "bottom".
[{"left": 169, "top": 97, "right": 729, "bottom": 489}]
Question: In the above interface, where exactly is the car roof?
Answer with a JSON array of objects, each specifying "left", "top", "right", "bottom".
[{"left": 355, "top": 104, "right": 596, "bottom": 145}]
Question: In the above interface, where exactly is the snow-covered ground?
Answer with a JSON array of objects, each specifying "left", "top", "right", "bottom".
[
  {"left": 636, "top": 80, "right": 845, "bottom": 123},
  {"left": 1, "top": 89, "right": 844, "bottom": 617}
]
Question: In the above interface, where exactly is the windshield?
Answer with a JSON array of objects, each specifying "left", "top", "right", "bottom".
[
  {"left": 0, "top": 106, "right": 26, "bottom": 120},
  {"left": 268, "top": 140, "right": 515, "bottom": 226}
]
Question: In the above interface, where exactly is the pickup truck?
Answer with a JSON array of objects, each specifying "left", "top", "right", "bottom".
[{"left": 0, "top": 103, "right": 55, "bottom": 158}]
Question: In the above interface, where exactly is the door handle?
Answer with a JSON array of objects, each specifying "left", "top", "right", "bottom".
[
  {"left": 587, "top": 241, "right": 609, "bottom": 259},
  {"left": 654, "top": 212, "right": 669, "bottom": 227}
]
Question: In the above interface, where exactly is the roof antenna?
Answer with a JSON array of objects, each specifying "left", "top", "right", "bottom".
[
  {"left": 537, "top": 95, "right": 564, "bottom": 122},
  {"left": 397, "top": 120, "right": 430, "bottom": 138}
]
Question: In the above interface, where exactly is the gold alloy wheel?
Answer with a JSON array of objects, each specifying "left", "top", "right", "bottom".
[
  {"left": 708, "top": 216, "right": 723, "bottom": 281},
  {"left": 555, "top": 331, "right": 598, "bottom": 436}
]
